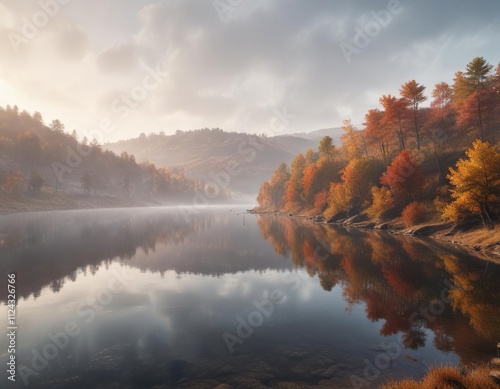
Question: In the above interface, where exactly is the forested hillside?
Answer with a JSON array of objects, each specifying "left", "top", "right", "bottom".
[
  {"left": 257, "top": 57, "right": 500, "bottom": 230},
  {"left": 105, "top": 129, "right": 317, "bottom": 194},
  {"left": 0, "top": 106, "right": 226, "bottom": 211}
]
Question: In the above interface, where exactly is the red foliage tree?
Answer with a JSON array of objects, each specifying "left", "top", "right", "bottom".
[{"left": 380, "top": 150, "right": 425, "bottom": 205}]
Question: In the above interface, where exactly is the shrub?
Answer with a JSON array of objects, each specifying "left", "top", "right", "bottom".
[
  {"left": 366, "top": 186, "right": 394, "bottom": 220},
  {"left": 402, "top": 202, "right": 428, "bottom": 227},
  {"left": 2, "top": 170, "right": 24, "bottom": 195},
  {"left": 313, "top": 191, "right": 328, "bottom": 214},
  {"left": 324, "top": 182, "right": 351, "bottom": 220}
]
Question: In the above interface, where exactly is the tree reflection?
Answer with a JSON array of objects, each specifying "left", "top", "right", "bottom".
[
  {"left": 256, "top": 215, "right": 500, "bottom": 364},
  {"left": 0, "top": 209, "right": 244, "bottom": 303}
]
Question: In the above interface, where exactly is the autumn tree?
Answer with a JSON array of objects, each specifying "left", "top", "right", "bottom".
[
  {"left": 443, "top": 140, "right": 500, "bottom": 228},
  {"left": 457, "top": 89, "right": 496, "bottom": 142},
  {"left": 366, "top": 186, "right": 395, "bottom": 219},
  {"left": 257, "top": 163, "right": 290, "bottom": 210},
  {"left": 270, "top": 163, "right": 290, "bottom": 207},
  {"left": 302, "top": 148, "right": 322, "bottom": 207},
  {"left": 283, "top": 154, "right": 306, "bottom": 211},
  {"left": 318, "top": 136, "right": 335, "bottom": 161},
  {"left": 364, "top": 108, "right": 390, "bottom": 163},
  {"left": 304, "top": 147, "right": 319, "bottom": 164},
  {"left": 302, "top": 162, "right": 320, "bottom": 207},
  {"left": 323, "top": 156, "right": 384, "bottom": 218},
  {"left": 400, "top": 80, "right": 427, "bottom": 150},
  {"left": 380, "top": 95, "right": 408, "bottom": 151},
  {"left": 341, "top": 156, "right": 385, "bottom": 209},
  {"left": 380, "top": 150, "right": 425, "bottom": 205},
  {"left": 256, "top": 182, "right": 273, "bottom": 209},
  {"left": 324, "top": 182, "right": 351, "bottom": 219},
  {"left": 426, "top": 82, "right": 455, "bottom": 180},
  {"left": 341, "top": 119, "right": 366, "bottom": 159},
  {"left": 453, "top": 71, "right": 469, "bottom": 108},
  {"left": 2, "top": 170, "right": 24, "bottom": 195}
]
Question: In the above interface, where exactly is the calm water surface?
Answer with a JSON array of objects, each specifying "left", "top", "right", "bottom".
[{"left": 0, "top": 206, "right": 499, "bottom": 388}]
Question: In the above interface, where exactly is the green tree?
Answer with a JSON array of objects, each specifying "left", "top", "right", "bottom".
[
  {"left": 458, "top": 57, "right": 494, "bottom": 140},
  {"left": 465, "top": 57, "right": 493, "bottom": 90}
]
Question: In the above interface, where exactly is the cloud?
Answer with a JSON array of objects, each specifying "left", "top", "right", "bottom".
[
  {"left": 56, "top": 23, "right": 89, "bottom": 61},
  {"left": 97, "top": 44, "right": 139, "bottom": 74},
  {"left": 0, "top": 0, "right": 499, "bottom": 141}
]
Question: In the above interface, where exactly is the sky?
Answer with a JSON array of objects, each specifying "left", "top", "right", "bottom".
[{"left": 1, "top": 0, "right": 499, "bottom": 142}]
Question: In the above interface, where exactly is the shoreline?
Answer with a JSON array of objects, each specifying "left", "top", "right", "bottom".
[
  {"left": 249, "top": 209, "right": 500, "bottom": 264},
  {"left": 0, "top": 194, "right": 252, "bottom": 216},
  {"left": 0, "top": 193, "right": 159, "bottom": 216}
]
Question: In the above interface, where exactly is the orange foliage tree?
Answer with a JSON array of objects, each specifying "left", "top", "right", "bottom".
[
  {"left": 401, "top": 202, "right": 428, "bottom": 227},
  {"left": 364, "top": 108, "right": 391, "bottom": 163},
  {"left": 283, "top": 153, "right": 306, "bottom": 211},
  {"left": 380, "top": 94, "right": 408, "bottom": 151},
  {"left": 400, "top": 80, "right": 427, "bottom": 150}
]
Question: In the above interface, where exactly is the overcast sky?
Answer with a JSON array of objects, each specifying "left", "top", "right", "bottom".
[{"left": 1, "top": 0, "right": 499, "bottom": 141}]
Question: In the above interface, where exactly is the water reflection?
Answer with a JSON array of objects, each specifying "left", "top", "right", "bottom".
[
  {"left": 257, "top": 214, "right": 500, "bottom": 364},
  {"left": 0, "top": 207, "right": 291, "bottom": 303},
  {"left": 0, "top": 208, "right": 498, "bottom": 388}
]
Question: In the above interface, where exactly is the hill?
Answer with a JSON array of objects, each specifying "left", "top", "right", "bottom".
[
  {"left": 0, "top": 105, "right": 217, "bottom": 212},
  {"left": 104, "top": 129, "right": 317, "bottom": 194},
  {"left": 255, "top": 56, "right": 500, "bottom": 235},
  {"left": 290, "top": 126, "right": 345, "bottom": 145}
]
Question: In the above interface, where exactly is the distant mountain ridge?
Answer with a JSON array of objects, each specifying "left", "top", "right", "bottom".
[
  {"left": 290, "top": 125, "right": 363, "bottom": 145},
  {"left": 104, "top": 129, "right": 319, "bottom": 194}
]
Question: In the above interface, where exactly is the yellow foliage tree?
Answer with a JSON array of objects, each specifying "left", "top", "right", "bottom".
[
  {"left": 324, "top": 182, "right": 351, "bottom": 220},
  {"left": 366, "top": 186, "right": 395, "bottom": 219},
  {"left": 443, "top": 140, "right": 500, "bottom": 228}
]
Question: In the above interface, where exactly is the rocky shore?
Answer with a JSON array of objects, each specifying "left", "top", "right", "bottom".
[{"left": 248, "top": 209, "right": 500, "bottom": 263}]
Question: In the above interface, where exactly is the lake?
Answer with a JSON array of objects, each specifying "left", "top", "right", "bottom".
[{"left": 0, "top": 206, "right": 499, "bottom": 388}]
